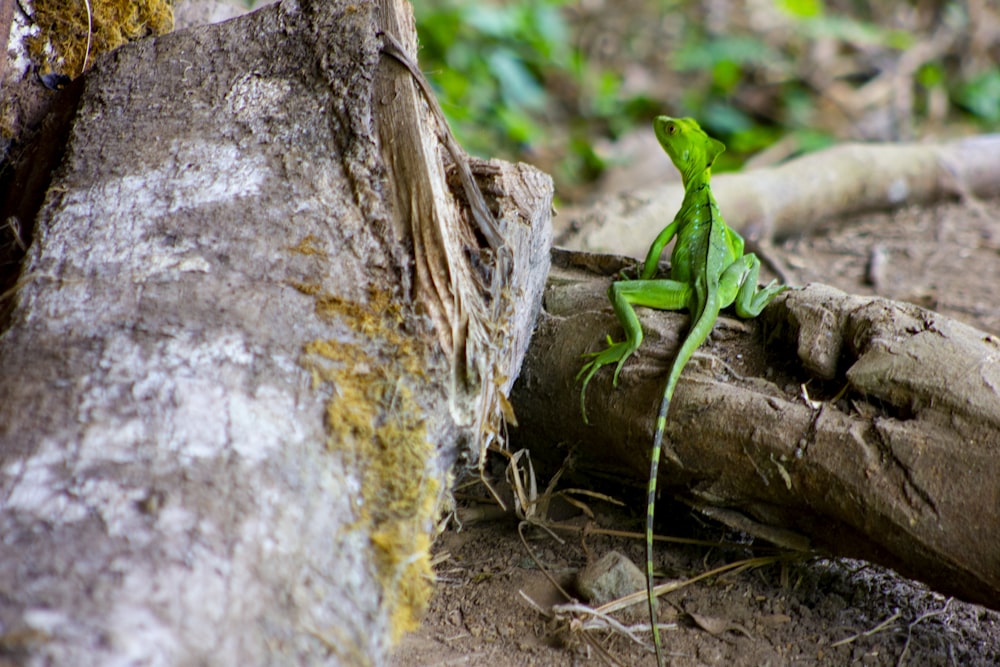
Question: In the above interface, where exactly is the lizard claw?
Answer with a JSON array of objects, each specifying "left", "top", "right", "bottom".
[
  {"left": 577, "top": 357, "right": 605, "bottom": 423},
  {"left": 577, "top": 339, "right": 639, "bottom": 422},
  {"left": 611, "top": 354, "right": 631, "bottom": 386}
]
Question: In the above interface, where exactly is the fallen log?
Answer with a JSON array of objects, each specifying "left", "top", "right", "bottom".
[{"left": 511, "top": 249, "right": 1000, "bottom": 611}]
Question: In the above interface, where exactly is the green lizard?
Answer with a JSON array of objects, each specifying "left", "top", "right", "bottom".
[{"left": 577, "top": 116, "right": 787, "bottom": 666}]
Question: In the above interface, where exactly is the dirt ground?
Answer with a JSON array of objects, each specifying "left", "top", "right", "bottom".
[{"left": 391, "top": 194, "right": 1000, "bottom": 667}]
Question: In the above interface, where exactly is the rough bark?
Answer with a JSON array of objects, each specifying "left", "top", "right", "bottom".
[
  {"left": 511, "top": 249, "right": 1000, "bottom": 611},
  {"left": 562, "top": 135, "right": 1000, "bottom": 256},
  {"left": 0, "top": 1, "right": 552, "bottom": 665}
]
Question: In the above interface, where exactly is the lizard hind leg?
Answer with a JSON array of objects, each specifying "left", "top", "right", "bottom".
[
  {"left": 723, "top": 253, "right": 789, "bottom": 318},
  {"left": 577, "top": 278, "right": 691, "bottom": 423}
]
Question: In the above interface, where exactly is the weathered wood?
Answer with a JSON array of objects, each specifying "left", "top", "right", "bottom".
[
  {"left": 0, "top": 1, "right": 552, "bottom": 664},
  {"left": 511, "top": 249, "right": 1000, "bottom": 611}
]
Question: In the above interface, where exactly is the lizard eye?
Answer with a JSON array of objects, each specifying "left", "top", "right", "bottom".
[{"left": 667, "top": 123, "right": 677, "bottom": 135}]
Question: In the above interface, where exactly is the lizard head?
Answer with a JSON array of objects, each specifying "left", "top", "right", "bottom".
[{"left": 653, "top": 116, "right": 725, "bottom": 184}]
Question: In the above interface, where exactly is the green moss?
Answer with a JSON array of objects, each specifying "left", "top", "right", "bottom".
[
  {"left": 300, "top": 286, "right": 439, "bottom": 643},
  {"left": 28, "top": 0, "right": 174, "bottom": 78}
]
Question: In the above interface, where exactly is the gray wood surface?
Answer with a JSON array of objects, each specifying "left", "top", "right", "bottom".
[{"left": 0, "top": 1, "right": 552, "bottom": 664}]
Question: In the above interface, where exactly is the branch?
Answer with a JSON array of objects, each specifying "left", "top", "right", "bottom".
[{"left": 565, "top": 135, "right": 1000, "bottom": 257}]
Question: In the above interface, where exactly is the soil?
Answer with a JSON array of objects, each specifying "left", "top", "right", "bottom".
[{"left": 391, "top": 195, "right": 1000, "bottom": 667}]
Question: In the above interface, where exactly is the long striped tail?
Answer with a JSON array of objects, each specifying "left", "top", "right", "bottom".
[
  {"left": 647, "top": 298, "right": 719, "bottom": 667},
  {"left": 647, "top": 389, "right": 672, "bottom": 667}
]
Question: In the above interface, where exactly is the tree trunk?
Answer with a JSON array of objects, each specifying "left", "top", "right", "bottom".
[
  {"left": 0, "top": 1, "right": 552, "bottom": 665},
  {"left": 511, "top": 249, "right": 1000, "bottom": 611}
]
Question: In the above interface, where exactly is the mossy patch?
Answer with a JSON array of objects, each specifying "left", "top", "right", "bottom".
[
  {"left": 297, "top": 283, "right": 439, "bottom": 643},
  {"left": 27, "top": 0, "right": 174, "bottom": 78}
]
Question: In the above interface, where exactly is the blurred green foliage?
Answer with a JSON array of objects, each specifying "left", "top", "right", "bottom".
[
  {"left": 414, "top": 0, "right": 655, "bottom": 183},
  {"left": 415, "top": 0, "right": 564, "bottom": 150},
  {"left": 955, "top": 71, "right": 1000, "bottom": 123},
  {"left": 414, "top": 0, "right": 997, "bottom": 185}
]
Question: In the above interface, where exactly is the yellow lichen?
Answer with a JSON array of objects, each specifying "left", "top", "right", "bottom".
[
  {"left": 290, "top": 281, "right": 322, "bottom": 297},
  {"left": 371, "top": 527, "right": 435, "bottom": 641},
  {"left": 28, "top": 0, "right": 174, "bottom": 78},
  {"left": 299, "top": 285, "right": 439, "bottom": 642},
  {"left": 287, "top": 235, "right": 327, "bottom": 257}
]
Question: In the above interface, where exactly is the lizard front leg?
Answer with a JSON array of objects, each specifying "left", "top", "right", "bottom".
[
  {"left": 639, "top": 219, "right": 679, "bottom": 280},
  {"left": 578, "top": 278, "right": 691, "bottom": 422}
]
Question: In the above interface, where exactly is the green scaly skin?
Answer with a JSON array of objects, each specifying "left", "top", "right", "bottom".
[{"left": 577, "top": 116, "right": 788, "bottom": 667}]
